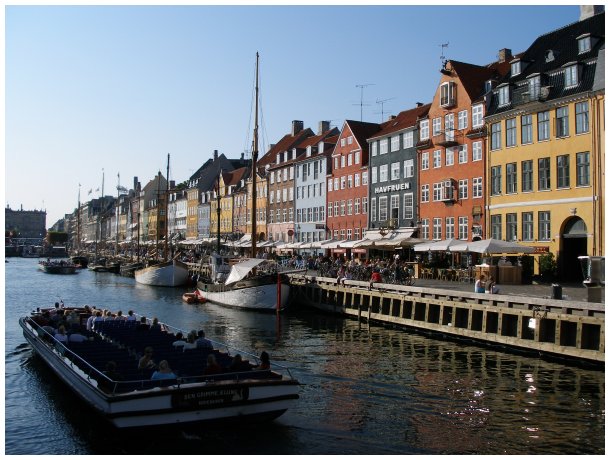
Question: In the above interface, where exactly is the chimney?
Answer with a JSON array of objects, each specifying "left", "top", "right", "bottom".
[
  {"left": 291, "top": 120, "right": 304, "bottom": 136},
  {"left": 416, "top": 102, "right": 423, "bottom": 107},
  {"left": 133, "top": 176, "right": 138, "bottom": 191},
  {"left": 498, "top": 48, "right": 512, "bottom": 63},
  {"left": 213, "top": 149, "right": 219, "bottom": 160},
  {"left": 318, "top": 120, "right": 330, "bottom": 134},
  {"left": 388, "top": 115, "right": 396, "bottom": 121},
  {"left": 580, "top": 5, "right": 604, "bottom": 20},
  {"left": 241, "top": 152, "right": 245, "bottom": 160}
]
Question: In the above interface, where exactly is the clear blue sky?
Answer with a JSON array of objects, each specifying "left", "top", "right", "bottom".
[{"left": 5, "top": 4, "right": 581, "bottom": 227}]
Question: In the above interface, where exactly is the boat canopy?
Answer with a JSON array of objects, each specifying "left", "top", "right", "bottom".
[{"left": 224, "top": 258, "right": 268, "bottom": 285}]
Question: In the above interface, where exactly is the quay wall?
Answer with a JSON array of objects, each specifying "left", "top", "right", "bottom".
[{"left": 288, "top": 274, "right": 605, "bottom": 365}]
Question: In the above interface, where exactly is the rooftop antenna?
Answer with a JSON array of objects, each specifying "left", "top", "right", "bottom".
[
  {"left": 440, "top": 42, "right": 449, "bottom": 70},
  {"left": 375, "top": 97, "right": 395, "bottom": 122},
  {"left": 355, "top": 83, "right": 375, "bottom": 122}
]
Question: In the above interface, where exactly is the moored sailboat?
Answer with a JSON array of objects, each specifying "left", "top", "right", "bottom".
[{"left": 135, "top": 154, "right": 189, "bottom": 287}]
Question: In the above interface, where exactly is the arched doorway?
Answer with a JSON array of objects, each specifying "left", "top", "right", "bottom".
[{"left": 559, "top": 217, "right": 588, "bottom": 282}]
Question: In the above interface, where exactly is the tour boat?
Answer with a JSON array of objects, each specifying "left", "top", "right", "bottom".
[
  {"left": 38, "top": 260, "right": 78, "bottom": 275},
  {"left": 135, "top": 259, "right": 190, "bottom": 287},
  {"left": 20, "top": 306, "right": 300, "bottom": 429}
]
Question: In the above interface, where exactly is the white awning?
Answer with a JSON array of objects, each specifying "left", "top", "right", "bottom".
[
  {"left": 414, "top": 238, "right": 461, "bottom": 252},
  {"left": 224, "top": 258, "right": 267, "bottom": 285},
  {"left": 450, "top": 238, "right": 536, "bottom": 254},
  {"left": 320, "top": 239, "right": 347, "bottom": 249}
]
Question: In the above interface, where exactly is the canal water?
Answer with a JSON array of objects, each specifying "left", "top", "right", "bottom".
[{"left": 5, "top": 258, "right": 605, "bottom": 454}]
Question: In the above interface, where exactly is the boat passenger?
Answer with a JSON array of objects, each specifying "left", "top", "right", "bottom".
[
  {"left": 68, "top": 329, "right": 88, "bottom": 343},
  {"left": 255, "top": 351, "right": 270, "bottom": 370},
  {"left": 195, "top": 330, "right": 213, "bottom": 349},
  {"left": 99, "top": 361, "right": 123, "bottom": 393},
  {"left": 228, "top": 354, "right": 250, "bottom": 372},
  {"left": 138, "top": 347, "right": 156, "bottom": 370},
  {"left": 485, "top": 276, "right": 500, "bottom": 294},
  {"left": 150, "top": 317, "right": 162, "bottom": 331},
  {"left": 151, "top": 360, "right": 177, "bottom": 381},
  {"left": 126, "top": 310, "right": 137, "bottom": 321},
  {"left": 54, "top": 325, "right": 68, "bottom": 344},
  {"left": 114, "top": 310, "right": 124, "bottom": 320},
  {"left": 203, "top": 354, "right": 223, "bottom": 375},
  {"left": 136, "top": 317, "right": 150, "bottom": 331},
  {"left": 182, "top": 332, "right": 197, "bottom": 350},
  {"left": 369, "top": 269, "right": 383, "bottom": 290},
  {"left": 172, "top": 332, "right": 187, "bottom": 348}
]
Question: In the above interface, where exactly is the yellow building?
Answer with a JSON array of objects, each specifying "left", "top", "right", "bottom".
[
  {"left": 246, "top": 169, "right": 268, "bottom": 242},
  {"left": 186, "top": 187, "right": 199, "bottom": 240},
  {"left": 485, "top": 10, "right": 604, "bottom": 281}
]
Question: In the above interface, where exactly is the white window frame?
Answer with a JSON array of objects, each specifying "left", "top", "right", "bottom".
[
  {"left": 420, "top": 120, "right": 429, "bottom": 140},
  {"left": 380, "top": 138, "right": 388, "bottom": 155},
  {"left": 379, "top": 164, "right": 388, "bottom": 183},
  {"left": 391, "top": 162, "right": 400, "bottom": 180},
  {"left": 458, "top": 110, "right": 468, "bottom": 130},
  {"left": 421, "top": 152, "right": 429, "bottom": 170},
  {"left": 445, "top": 147, "right": 454, "bottom": 166},
  {"left": 404, "top": 159, "right": 414, "bottom": 178},
  {"left": 472, "top": 104, "right": 484, "bottom": 128},
  {"left": 391, "top": 135, "right": 400, "bottom": 152},
  {"left": 433, "top": 150, "right": 441, "bottom": 168},
  {"left": 403, "top": 131, "right": 414, "bottom": 148}
]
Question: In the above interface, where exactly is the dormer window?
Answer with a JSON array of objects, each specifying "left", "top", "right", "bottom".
[
  {"left": 564, "top": 63, "right": 579, "bottom": 88},
  {"left": 318, "top": 141, "right": 325, "bottom": 152},
  {"left": 485, "top": 79, "right": 496, "bottom": 93},
  {"left": 276, "top": 153, "right": 280, "bottom": 164},
  {"left": 440, "top": 81, "right": 456, "bottom": 107},
  {"left": 578, "top": 33, "right": 592, "bottom": 54},
  {"left": 497, "top": 84, "right": 510, "bottom": 107},
  {"left": 510, "top": 59, "right": 522, "bottom": 77},
  {"left": 292, "top": 148, "right": 297, "bottom": 160},
  {"left": 528, "top": 74, "right": 541, "bottom": 100},
  {"left": 306, "top": 145, "right": 312, "bottom": 157}
]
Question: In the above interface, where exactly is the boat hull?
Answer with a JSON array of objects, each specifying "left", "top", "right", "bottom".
[
  {"left": 19, "top": 313, "right": 299, "bottom": 429},
  {"left": 197, "top": 281, "right": 290, "bottom": 311},
  {"left": 135, "top": 260, "right": 189, "bottom": 287},
  {"left": 39, "top": 263, "right": 78, "bottom": 274}
]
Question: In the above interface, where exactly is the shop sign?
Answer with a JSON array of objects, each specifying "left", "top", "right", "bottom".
[
  {"left": 374, "top": 182, "right": 410, "bottom": 194},
  {"left": 533, "top": 246, "right": 549, "bottom": 253}
]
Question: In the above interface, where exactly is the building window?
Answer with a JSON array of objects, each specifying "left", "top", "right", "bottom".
[
  {"left": 421, "top": 184, "right": 429, "bottom": 203},
  {"left": 390, "top": 195, "right": 399, "bottom": 220},
  {"left": 458, "top": 216, "right": 468, "bottom": 240},
  {"left": 404, "top": 159, "right": 414, "bottom": 178},
  {"left": 538, "top": 110, "right": 550, "bottom": 141},
  {"left": 421, "top": 218, "right": 429, "bottom": 240},
  {"left": 354, "top": 151, "right": 360, "bottom": 164},
  {"left": 556, "top": 106, "right": 569, "bottom": 137},
  {"left": 433, "top": 183, "right": 442, "bottom": 202},
  {"left": 445, "top": 147, "right": 454, "bottom": 166},
  {"left": 421, "top": 152, "right": 429, "bottom": 170},
  {"left": 445, "top": 217, "right": 455, "bottom": 239},
  {"left": 391, "top": 162, "right": 400, "bottom": 180},
  {"left": 497, "top": 85, "right": 510, "bottom": 106},
  {"left": 433, "top": 218, "right": 442, "bottom": 240},
  {"left": 378, "top": 196, "right": 388, "bottom": 222},
  {"left": 355, "top": 198, "right": 360, "bottom": 214},
  {"left": 564, "top": 64, "right": 578, "bottom": 87},
  {"left": 328, "top": 178, "right": 333, "bottom": 192},
  {"left": 340, "top": 200, "right": 346, "bottom": 216},
  {"left": 403, "top": 193, "right": 413, "bottom": 220},
  {"left": 473, "top": 177, "right": 483, "bottom": 198},
  {"left": 458, "top": 179, "right": 468, "bottom": 200},
  {"left": 334, "top": 201, "right": 339, "bottom": 217},
  {"left": 340, "top": 176, "right": 346, "bottom": 189},
  {"left": 491, "top": 166, "right": 502, "bottom": 195},
  {"left": 458, "top": 110, "right": 468, "bottom": 130},
  {"left": 506, "top": 118, "right": 517, "bottom": 147},
  {"left": 511, "top": 60, "right": 521, "bottom": 76},
  {"left": 538, "top": 211, "right": 551, "bottom": 241},
  {"left": 575, "top": 101, "right": 589, "bottom": 134},
  {"left": 371, "top": 167, "right": 378, "bottom": 184},
  {"left": 472, "top": 141, "right": 482, "bottom": 162},
  {"left": 347, "top": 199, "right": 353, "bottom": 215},
  {"left": 327, "top": 204, "right": 332, "bottom": 218},
  {"left": 355, "top": 173, "right": 360, "bottom": 187},
  {"left": 576, "top": 152, "right": 590, "bottom": 186},
  {"left": 433, "top": 150, "right": 441, "bottom": 168},
  {"left": 528, "top": 75, "right": 541, "bottom": 100},
  {"left": 521, "top": 114, "right": 533, "bottom": 144},
  {"left": 379, "top": 164, "right": 388, "bottom": 182},
  {"left": 521, "top": 160, "right": 533, "bottom": 192},
  {"left": 362, "top": 172, "right": 368, "bottom": 185},
  {"left": 522, "top": 212, "right": 534, "bottom": 241},
  {"left": 420, "top": 120, "right": 429, "bottom": 140},
  {"left": 506, "top": 213, "right": 517, "bottom": 241},
  {"left": 347, "top": 175, "right": 353, "bottom": 188},
  {"left": 556, "top": 154, "right": 570, "bottom": 188},
  {"left": 391, "top": 135, "right": 400, "bottom": 152},
  {"left": 347, "top": 153, "right": 352, "bottom": 166},
  {"left": 440, "top": 82, "right": 455, "bottom": 107},
  {"left": 370, "top": 198, "right": 377, "bottom": 222},
  {"left": 432, "top": 117, "right": 442, "bottom": 136},
  {"left": 506, "top": 162, "right": 517, "bottom": 194},
  {"left": 491, "top": 214, "right": 502, "bottom": 240},
  {"left": 538, "top": 157, "right": 551, "bottom": 190},
  {"left": 445, "top": 113, "right": 455, "bottom": 141},
  {"left": 491, "top": 122, "right": 502, "bottom": 150},
  {"left": 362, "top": 197, "right": 368, "bottom": 214},
  {"left": 578, "top": 35, "right": 591, "bottom": 54},
  {"left": 403, "top": 131, "right": 414, "bottom": 148},
  {"left": 380, "top": 139, "right": 388, "bottom": 155},
  {"left": 354, "top": 227, "right": 360, "bottom": 240},
  {"left": 371, "top": 142, "right": 378, "bottom": 157},
  {"left": 472, "top": 104, "right": 483, "bottom": 127},
  {"left": 458, "top": 145, "right": 468, "bottom": 164}
]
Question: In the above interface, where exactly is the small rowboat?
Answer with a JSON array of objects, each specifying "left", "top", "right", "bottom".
[{"left": 182, "top": 291, "right": 206, "bottom": 304}]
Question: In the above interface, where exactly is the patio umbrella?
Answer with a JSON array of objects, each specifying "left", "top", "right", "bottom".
[
  {"left": 450, "top": 238, "right": 535, "bottom": 254},
  {"left": 413, "top": 238, "right": 461, "bottom": 252}
]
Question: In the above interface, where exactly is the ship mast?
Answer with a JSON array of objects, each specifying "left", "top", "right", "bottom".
[
  {"left": 165, "top": 153, "right": 170, "bottom": 261},
  {"left": 251, "top": 52, "right": 259, "bottom": 258}
]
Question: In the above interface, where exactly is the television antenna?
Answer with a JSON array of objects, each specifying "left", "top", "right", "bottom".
[
  {"left": 440, "top": 42, "right": 449, "bottom": 68},
  {"left": 375, "top": 97, "right": 395, "bottom": 122},
  {"left": 354, "top": 83, "right": 375, "bottom": 121}
]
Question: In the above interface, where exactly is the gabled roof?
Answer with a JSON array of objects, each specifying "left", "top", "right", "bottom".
[
  {"left": 189, "top": 153, "right": 249, "bottom": 193},
  {"left": 340, "top": 120, "right": 384, "bottom": 155},
  {"left": 294, "top": 128, "right": 340, "bottom": 163},
  {"left": 258, "top": 128, "right": 314, "bottom": 167},
  {"left": 368, "top": 103, "right": 432, "bottom": 141},
  {"left": 449, "top": 60, "right": 506, "bottom": 103},
  {"left": 222, "top": 166, "right": 250, "bottom": 188}
]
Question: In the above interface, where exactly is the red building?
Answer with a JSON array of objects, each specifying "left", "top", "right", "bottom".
[
  {"left": 326, "top": 120, "right": 381, "bottom": 257},
  {"left": 417, "top": 55, "right": 511, "bottom": 243}
]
